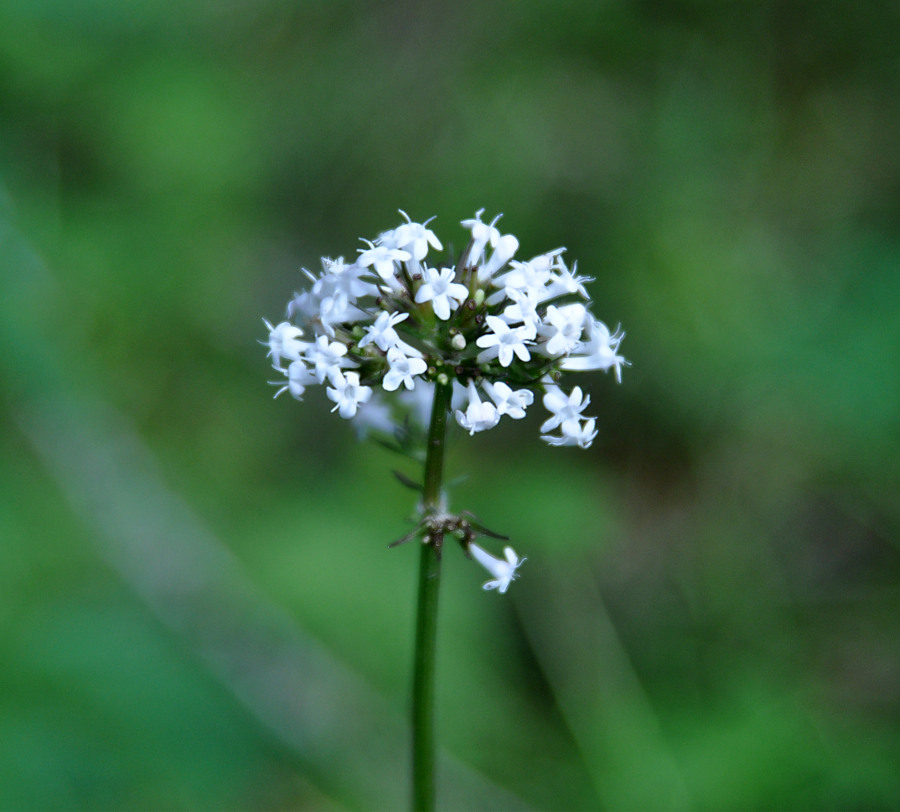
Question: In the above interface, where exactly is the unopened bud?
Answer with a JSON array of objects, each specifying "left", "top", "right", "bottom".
[{"left": 451, "top": 333, "right": 466, "bottom": 350}]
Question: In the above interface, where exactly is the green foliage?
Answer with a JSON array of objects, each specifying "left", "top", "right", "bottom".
[{"left": 2, "top": 0, "right": 899, "bottom": 808}]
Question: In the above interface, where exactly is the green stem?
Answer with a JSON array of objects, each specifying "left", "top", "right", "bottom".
[{"left": 411, "top": 377, "right": 452, "bottom": 811}]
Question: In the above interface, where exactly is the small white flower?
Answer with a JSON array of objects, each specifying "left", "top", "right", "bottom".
[
  {"left": 455, "top": 381, "right": 500, "bottom": 435},
  {"left": 394, "top": 211, "right": 442, "bottom": 262},
  {"left": 546, "top": 256, "right": 593, "bottom": 300},
  {"left": 494, "top": 254, "right": 555, "bottom": 295},
  {"left": 383, "top": 347, "right": 428, "bottom": 392},
  {"left": 468, "top": 542, "right": 526, "bottom": 593},
  {"left": 357, "top": 240, "right": 411, "bottom": 280},
  {"left": 318, "top": 289, "right": 366, "bottom": 336},
  {"left": 475, "top": 316, "right": 535, "bottom": 367},
  {"left": 500, "top": 286, "right": 544, "bottom": 331},
  {"left": 483, "top": 381, "right": 534, "bottom": 419},
  {"left": 478, "top": 233, "right": 519, "bottom": 283},
  {"left": 540, "top": 385, "right": 592, "bottom": 434},
  {"left": 272, "top": 358, "right": 316, "bottom": 400},
  {"left": 326, "top": 370, "right": 372, "bottom": 418},
  {"left": 318, "top": 256, "right": 377, "bottom": 302},
  {"left": 460, "top": 209, "right": 501, "bottom": 267},
  {"left": 415, "top": 267, "right": 469, "bottom": 320},
  {"left": 538, "top": 303, "right": 587, "bottom": 357},
  {"left": 307, "top": 335, "right": 353, "bottom": 383},
  {"left": 560, "top": 316, "right": 627, "bottom": 382},
  {"left": 542, "top": 417, "right": 597, "bottom": 449},
  {"left": 263, "top": 319, "right": 306, "bottom": 370},
  {"left": 358, "top": 311, "right": 420, "bottom": 356}
]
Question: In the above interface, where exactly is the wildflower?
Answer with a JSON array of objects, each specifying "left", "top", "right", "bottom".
[
  {"left": 358, "top": 311, "right": 419, "bottom": 356},
  {"left": 538, "top": 303, "right": 587, "bottom": 357},
  {"left": 468, "top": 543, "right": 526, "bottom": 593},
  {"left": 263, "top": 209, "right": 626, "bottom": 449},
  {"left": 383, "top": 347, "right": 428, "bottom": 392},
  {"left": 455, "top": 381, "right": 500, "bottom": 435},
  {"left": 546, "top": 256, "right": 593, "bottom": 299},
  {"left": 263, "top": 319, "right": 306, "bottom": 370},
  {"left": 357, "top": 241, "right": 411, "bottom": 280},
  {"left": 494, "top": 254, "right": 555, "bottom": 296},
  {"left": 460, "top": 208, "right": 501, "bottom": 267},
  {"left": 415, "top": 266, "right": 469, "bottom": 320},
  {"left": 308, "top": 335, "right": 354, "bottom": 383},
  {"left": 500, "top": 287, "right": 544, "bottom": 331},
  {"left": 561, "top": 316, "right": 627, "bottom": 382},
  {"left": 542, "top": 417, "right": 598, "bottom": 449},
  {"left": 326, "top": 370, "right": 372, "bottom": 418},
  {"left": 475, "top": 316, "right": 535, "bottom": 367},
  {"left": 478, "top": 233, "right": 519, "bottom": 283},
  {"left": 540, "top": 385, "right": 592, "bottom": 435},
  {"left": 393, "top": 211, "right": 442, "bottom": 262},
  {"left": 483, "top": 381, "right": 534, "bottom": 419},
  {"left": 273, "top": 359, "right": 316, "bottom": 400}
]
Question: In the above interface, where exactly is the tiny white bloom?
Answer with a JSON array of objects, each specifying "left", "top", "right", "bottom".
[
  {"left": 494, "top": 255, "right": 554, "bottom": 295},
  {"left": 475, "top": 315, "right": 535, "bottom": 367},
  {"left": 272, "top": 358, "right": 316, "bottom": 400},
  {"left": 455, "top": 381, "right": 500, "bottom": 435},
  {"left": 460, "top": 209, "right": 501, "bottom": 267},
  {"left": 483, "top": 381, "right": 534, "bottom": 419},
  {"left": 546, "top": 256, "right": 593, "bottom": 300},
  {"left": 450, "top": 378, "right": 469, "bottom": 412},
  {"left": 560, "top": 316, "right": 627, "bottom": 382},
  {"left": 307, "top": 335, "right": 353, "bottom": 383},
  {"left": 542, "top": 417, "right": 598, "bottom": 449},
  {"left": 415, "top": 267, "right": 469, "bottom": 321},
  {"left": 538, "top": 303, "right": 587, "bottom": 357},
  {"left": 263, "top": 319, "right": 306, "bottom": 370},
  {"left": 383, "top": 347, "right": 428, "bottom": 392},
  {"left": 540, "top": 385, "right": 592, "bottom": 434},
  {"left": 358, "top": 310, "right": 420, "bottom": 356},
  {"left": 469, "top": 542, "right": 526, "bottom": 593},
  {"left": 318, "top": 289, "right": 365, "bottom": 336},
  {"left": 394, "top": 211, "right": 442, "bottom": 262},
  {"left": 326, "top": 370, "right": 372, "bottom": 418},
  {"left": 318, "top": 256, "right": 377, "bottom": 301},
  {"left": 478, "top": 233, "right": 519, "bottom": 283},
  {"left": 357, "top": 240, "right": 411, "bottom": 280},
  {"left": 500, "top": 286, "right": 544, "bottom": 331}
]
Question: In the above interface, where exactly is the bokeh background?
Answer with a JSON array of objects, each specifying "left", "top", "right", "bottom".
[{"left": 2, "top": 1, "right": 900, "bottom": 809}]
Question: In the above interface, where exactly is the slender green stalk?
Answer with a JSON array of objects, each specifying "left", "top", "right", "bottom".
[{"left": 411, "top": 377, "right": 452, "bottom": 811}]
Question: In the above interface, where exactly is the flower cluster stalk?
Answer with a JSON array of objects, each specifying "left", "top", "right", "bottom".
[{"left": 411, "top": 378, "right": 452, "bottom": 811}]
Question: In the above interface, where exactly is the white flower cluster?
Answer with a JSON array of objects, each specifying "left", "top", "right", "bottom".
[{"left": 264, "top": 209, "right": 626, "bottom": 449}]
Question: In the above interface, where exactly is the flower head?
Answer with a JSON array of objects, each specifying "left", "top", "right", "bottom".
[{"left": 262, "top": 209, "right": 625, "bottom": 451}]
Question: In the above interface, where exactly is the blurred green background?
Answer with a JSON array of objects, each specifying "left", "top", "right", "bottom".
[{"left": 2, "top": 1, "right": 899, "bottom": 809}]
